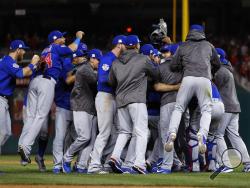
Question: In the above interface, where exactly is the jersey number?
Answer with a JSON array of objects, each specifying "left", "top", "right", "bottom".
[{"left": 41, "top": 53, "right": 52, "bottom": 68}]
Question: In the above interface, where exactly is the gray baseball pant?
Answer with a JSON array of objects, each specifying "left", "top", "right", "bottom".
[
  {"left": 76, "top": 120, "right": 97, "bottom": 169},
  {"left": 215, "top": 113, "right": 250, "bottom": 167},
  {"left": 63, "top": 111, "right": 96, "bottom": 163},
  {"left": 63, "top": 122, "right": 77, "bottom": 153},
  {"left": 88, "top": 92, "right": 116, "bottom": 172},
  {"left": 53, "top": 107, "right": 74, "bottom": 169},
  {"left": 19, "top": 75, "right": 56, "bottom": 155},
  {"left": 111, "top": 103, "right": 149, "bottom": 170},
  {"left": 0, "top": 96, "right": 11, "bottom": 154},
  {"left": 19, "top": 106, "right": 49, "bottom": 148},
  {"left": 147, "top": 115, "right": 162, "bottom": 165},
  {"left": 123, "top": 115, "right": 161, "bottom": 168},
  {"left": 102, "top": 119, "right": 119, "bottom": 171},
  {"left": 169, "top": 76, "right": 212, "bottom": 139},
  {"left": 160, "top": 102, "right": 175, "bottom": 170}
]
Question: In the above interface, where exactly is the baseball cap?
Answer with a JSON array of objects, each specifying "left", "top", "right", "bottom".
[
  {"left": 190, "top": 24, "right": 204, "bottom": 32},
  {"left": 216, "top": 48, "right": 229, "bottom": 65},
  {"left": 112, "top": 35, "right": 127, "bottom": 45},
  {"left": 10, "top": 40, "right": 29, "bottom": 50},
  {"left": 160, "top": 45, "right": 171, "bottom": 53},
  {"left": 88, "top": 49, "right": 103, "bottom": 60},
  {"left": 48, "top": 30, "right": 67, "bottom": 43},
  {"left": 140, "top": 44, "right": 154, "bottom": 56},
  {"left": 73, "top": 50, "right": 84, "bottom": 58},
  {"left": 152, "top": 49, "right": 161, "bottom": 57},
  {"left": 216, "top": 48, "right": 226, "bottom": 60},
  {"left": 78, "top": 42, "right": 88, "bottom": 54},
  {"left": 169, "top": 44, "right": 179, "bottom": 54},
  {"left": 125, "top": 35, "right": 141, "bottom": 46}
]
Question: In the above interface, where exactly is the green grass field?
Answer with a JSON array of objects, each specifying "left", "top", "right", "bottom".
[{"left": 0, "top": 155, "right": 250, "bottom": 187}]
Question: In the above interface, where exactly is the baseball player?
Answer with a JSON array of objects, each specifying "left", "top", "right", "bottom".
[
  {"left": 187, "top": 83, "right": 224, "bottom": 172},
  {"left": 52, "top": 43, "right": 88, "bottom": 174},
  {"left": 153, "top": 44, "right": 182, "bottom": 174},
  {"left": 165, "top": 25, "right": 221, "bottom": 154},
  {"left": 0, "top": 40, "right": 39, "bottom": 154},
  {"left": 18, "top": 30, "right": 84, "bottom": 163},
  {"left": 214, "top": 48, "right": 250, "bottom": 172},
  {"left": 88, "top": 35, "right": 126, "bottom": 174},
  {"left": 62, "top": 49, "right": 102, "bottom": 173},
  {"left": 108, "top": 35, "right": 159, "bottom": 174},
  {"left": 121, "top": 44, "right": 162, "bottom": 173}
]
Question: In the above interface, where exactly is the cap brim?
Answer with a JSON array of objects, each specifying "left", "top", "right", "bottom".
[
  {"left": 62, "top": 32, "right": 67, "bottom": 36},
  {"left": 20, "top": 46, "right": 30, "bottom": 50}
]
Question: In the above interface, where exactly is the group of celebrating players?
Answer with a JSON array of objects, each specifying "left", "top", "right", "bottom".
[{"left": 0, "top": 24, "right": 250, "bottom": 175}]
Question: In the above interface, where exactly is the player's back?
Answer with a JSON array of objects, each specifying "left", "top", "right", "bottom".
[
  {"left": 173, "top": 30, "right": 219, "bottom": 80},
  {"left": 110, "top": 49, "right": 158, "bottom": 108}
]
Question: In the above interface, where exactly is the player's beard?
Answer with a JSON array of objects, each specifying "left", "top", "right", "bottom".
[{"left": 17, "top": 53, "right": 23, "bottom": 61}]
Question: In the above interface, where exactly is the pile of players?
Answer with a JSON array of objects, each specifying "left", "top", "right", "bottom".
[{"left": 1, "top": 24, "right": 250, "bottom": 175}]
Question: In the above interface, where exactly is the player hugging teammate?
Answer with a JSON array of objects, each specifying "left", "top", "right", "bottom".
[{"left": 0, "top": 22, "right": 250, "bottom": 174}]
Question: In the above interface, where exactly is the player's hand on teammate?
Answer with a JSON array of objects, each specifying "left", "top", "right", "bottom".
[
  {"left": 76, "top": 31, "right": 85, "bottom": 39},
  {"left": 162, "top": 36, "right": 172, "bottom": 44},
  {"left": 31, "top": 55, "right": 40, "bottom": 65}
]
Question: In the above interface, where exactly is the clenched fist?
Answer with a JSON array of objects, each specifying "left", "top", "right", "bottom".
[{"left": 76, "top": 31, "right": 85, "bottom": 39}]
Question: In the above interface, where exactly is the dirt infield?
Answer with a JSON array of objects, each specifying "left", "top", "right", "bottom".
[{"left": 0, "top": 186, "right": 203, "bottom": 188}]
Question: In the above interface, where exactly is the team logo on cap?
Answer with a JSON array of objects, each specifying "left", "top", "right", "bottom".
[
  {"left": 91, "top": 54, "right": 96, "bottom": 58},
  {"left": 19, "top": 44, "right": 23, "bottom": 48},
  {"left": 53, "top": 36, "right": 57, "bottom": 40},
  {"left": 102, "top": 64, "right": 109, "bottom": 71}
]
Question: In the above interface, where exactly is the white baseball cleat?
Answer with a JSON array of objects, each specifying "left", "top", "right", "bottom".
[
  {"left": 197, "top": 133, "right": 207, "bottom": 154},
  {"left": 164, "top": 132, "right": 176, "bottom": 152}
]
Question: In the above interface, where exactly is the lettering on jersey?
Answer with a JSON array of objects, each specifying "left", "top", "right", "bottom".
[
  {"left": 13, "top": 63, "right": 20, "bottom": 68},
  {"left": 102, "top": 64, "right": 109, "bottom": 71}
]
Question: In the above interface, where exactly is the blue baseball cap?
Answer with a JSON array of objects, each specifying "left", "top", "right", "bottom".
[
  {"left": 10, "top": 40, "right": 29, "bottom": 50},
  {"left": 190, "top": 24, "right": 204, "bottom": 32},
  {"left": 48, "top": 30, "right": 67, "bottom": 43},
  {"left": 112, "top": 35, "right": 127, "bottom": 45},
  {"left": 169, "top": 44, "right": 179, "bottom": 54},
  {"left": 160, "top": 44, "right": 179, "bottom": 54},
  {"left": 216, "top": 48, "right": 229, "bottom": 65},
  {"left": 140, "top": 44, "right": 154, "bottom": 56},
  {"left": 216, "top": 48, "right": 226, "bottom": 60},
  {"left": 78, "top": 42, "right": 88, "bottom": 55},
  {"left": 72, "top": 43, "right": 88, "bottom": 58},
  {"left": 125, "top": 35, "right": 141, "bottom": 46},
  {"left": 73, "top": 50, "right": 84, "bottom": 58},
  {"left": 160, "top": 45, "right": 171, "bottom": 53},
  {"left": 152, "top": 49, "right": 161, "bottom": 57},
  {"left": 88, "top": 49, "right": 103, "bottom": 60}
]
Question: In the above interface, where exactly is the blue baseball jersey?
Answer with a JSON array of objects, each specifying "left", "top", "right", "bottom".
[
  {"left": 54, "top": 57, "right": 74, "bottom": 110},
  {"left": 147, "top": 90, "right": 161, "bottom": 116},
  {"left": 211, "top": 82, "right": 221, "bottom": 100},
  {"left": 97, "top": 52, "right": 116, "bottom": 93},
  {"left": 41, "top": 44, "right": 73, "bottom": 82},
  {"left": 0, "top": 55, "right": 25, "bottom": 96},
  {"left": 147, "top": 61, "right": 161, "bottom": 116}
]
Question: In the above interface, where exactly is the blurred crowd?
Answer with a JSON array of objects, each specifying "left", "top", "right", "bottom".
[{"left": 210, "top": 35, "right": 250, "bottom": 81}]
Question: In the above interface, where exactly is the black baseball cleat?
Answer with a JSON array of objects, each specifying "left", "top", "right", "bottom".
[
  {"left": 108, "top": 158, "right": 123, "bottom": 173},
  {"left": 132, "top": 165, "right": 148, "bottom": 174},
  {"left": 35, "top": 155, "right": 46, "bottom": 172},
  {"left": 18, "top": 146, "right": 31, "bottom": 164}
]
